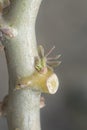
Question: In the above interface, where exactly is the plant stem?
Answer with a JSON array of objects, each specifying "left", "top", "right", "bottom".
[{"left": 1, "top": 0, "right": 42, "bottom": 130}]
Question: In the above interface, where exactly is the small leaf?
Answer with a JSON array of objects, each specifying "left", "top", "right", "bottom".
[
  {"left": 47, "top": 54, "right": 61, "bottom": 60},
  {"left": 38, "top": 45, "right": 44, "bottom": 58},
  {"left": 47, "top": 61, "right": 61, "bottom": 67},
  {"left": 45, "top": 46, "right": 55, "bottom": 57}
]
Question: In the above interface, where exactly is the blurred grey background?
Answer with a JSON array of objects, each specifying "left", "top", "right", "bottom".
[{"left": 0, "top": 0, "right": 87, "bottom": 130}]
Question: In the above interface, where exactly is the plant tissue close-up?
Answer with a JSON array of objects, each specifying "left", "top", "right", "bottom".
[{"left": 0, "top": 0, "right": 87, "bottom": 130}]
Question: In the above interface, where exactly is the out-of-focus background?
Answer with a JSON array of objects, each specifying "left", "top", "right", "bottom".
[{"left": 0, "top": 0, "right": 87, "bottom": 130}]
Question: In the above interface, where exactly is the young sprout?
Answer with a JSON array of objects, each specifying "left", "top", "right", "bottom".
[
  {"left": 16, "top": 45, "right": 61, "bottom": 94},
  {"left": 35, "top": 45, "right": 61, "bottom": 73},
  {"left": 45, "top": 46, "right": 61, "bottom": 67},
  {"left": 34, "top": 45, "right": 61, "bottom": 94}
]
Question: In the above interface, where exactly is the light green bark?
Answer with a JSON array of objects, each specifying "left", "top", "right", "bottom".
[{"left": 1, "top": 0, "right": 42, "bottom": 130}]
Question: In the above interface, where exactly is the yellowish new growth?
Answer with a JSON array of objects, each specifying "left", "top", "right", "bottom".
[{"left": 16, "top": 67, "right": 59, "bottom": 94}]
